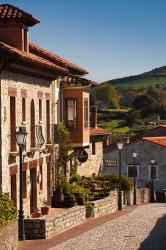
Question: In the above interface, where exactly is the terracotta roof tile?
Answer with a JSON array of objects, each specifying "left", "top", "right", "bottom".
[
  {"left": 29, "top": 43, "right": 88, "bottom": 75},
  {"left": 0, "top": 4, "right": 39, "bottom": 26},
  {"left": 0, "top": 42, "right": 68, "bottom": 75},
  {"left": 143, "top": 137, "right": 166, "bottom": 147},
  {"left": 90, "top": 127, "right": 112, "bottom": 136}
]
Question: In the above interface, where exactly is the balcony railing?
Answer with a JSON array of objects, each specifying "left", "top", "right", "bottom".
[
  {"left": 47, "top": 124, "right": 58, "bottom": 145},
  {"left": 31, "top": 125, "right": 45, "bottom": 148}
]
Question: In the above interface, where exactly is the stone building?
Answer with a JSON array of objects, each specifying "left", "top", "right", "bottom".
[
  {"left": 0, "top": 3, "right": 94, "bottom": 216},
  {"left": 0, "top": 4, "right": 110, "bottom": 216},
  {"left": 103, "top": 135, "right": 166, "bottom": 194},
  {"left": 76, "top": 106, "right": 111, "bottom": 176}
]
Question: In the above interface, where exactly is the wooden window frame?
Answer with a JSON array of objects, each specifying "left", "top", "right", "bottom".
[
  {"left": 92, "top": 141, "right": 96, "bottom": 155},
  {"left": 127, "top": 165, "right": 139, "bottom": 178},
  {"left": 149, "top": 165, "right": 158, "bottom": 180},
  {"left": 22, "top": 97, "right": 26, "bottom": 123},
  {"left": 65, "top": 98, "right": 78, "bottom": 130},
  {"left": 46, "top": 99, "right": 50, "bottom": 143},
  {"left": 84, "top": 98, "right": 89, "bottom": 129},
  {"left": 23, "top": 170, "right": 27, "bottom": 199},
  {"left": 11, "top": 174, "right": 17, "bottom": 207},
  {"left": 10, "top": 96, "right": 16, "bottom": 151}
]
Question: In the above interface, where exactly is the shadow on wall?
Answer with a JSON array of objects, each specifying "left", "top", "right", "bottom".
[{"left": 139, "top": 214, "right": 166, "bottom": 250}]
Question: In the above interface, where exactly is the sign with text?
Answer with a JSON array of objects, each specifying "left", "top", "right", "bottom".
[{"left": 104, "top": 159, "right": 117, "bottom": 167}]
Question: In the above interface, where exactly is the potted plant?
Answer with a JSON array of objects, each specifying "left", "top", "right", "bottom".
[
  {"left": 86, "top": 203, "right": 94, "bottom": 218},
  {"left": 41, "top": 198, "right": 50, "bottom": 215},
  {"left": 31, "top": 208, "right": 41, "bottom": 218}
]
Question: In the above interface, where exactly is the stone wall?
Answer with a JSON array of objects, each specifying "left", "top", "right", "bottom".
[
  {"left": 92, "top": 190, "right": 117, "bottom": 218},
  {"left": 126, "top": 188, "right": 150, "bottom": 205},
  {"left": 136, "top": 188, "right": 150, "bottom": 204},
  {"left": 0, "top": 220, "right": 18, "bottom": 250},
  {"left": 77, "top": 141, "right": 103, "bottom": 177},
  {"left": 0, "top": 71, "right": 54, "bottom": 217},
  {"left": 25, "top": 206, "right": 86, "bottom": 239}
]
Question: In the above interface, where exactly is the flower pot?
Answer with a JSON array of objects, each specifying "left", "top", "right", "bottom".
[
  {"left": 41, "top": 206, "right": 50, "bottom": 215},
  {"left": 86, "top": 207, "right": 94, "bottom": 218},
  {"left": 31, "top": 211, "right": 41, "bottom": 218}
]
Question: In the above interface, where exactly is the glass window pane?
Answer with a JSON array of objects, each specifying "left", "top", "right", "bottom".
[
  {"left": 84, "top": 98, "right": 89, "bottom": 128},
  {"left": 66, "top": 99, "right": 77, "bottom": 129}
]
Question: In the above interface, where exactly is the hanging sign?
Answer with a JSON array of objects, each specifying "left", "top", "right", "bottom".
[{"left": 77, "top": 149, "right": 88, "bottom": 163}]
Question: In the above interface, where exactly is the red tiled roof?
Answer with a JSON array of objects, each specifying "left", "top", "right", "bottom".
[
  {"left": 90, "top": 127, "right": 112, "bottom": 136},
  {"left": 30, "top": 43, "right": 88, "bottom": 75},
  {"left": 0, "top": 42, "right": 68, "bottom": 75},
  {"left": 0, "top": 4, "right": 39, "bottom": 26},
  {"left": 143, "top": 137, "right": 166, "bottom": 147}
]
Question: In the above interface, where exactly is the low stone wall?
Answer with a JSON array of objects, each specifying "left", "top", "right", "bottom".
[
  {"left": 126, "top": 188, "right": 150, "bottom": 205},
  {"left": 136, "top": 188, "right": 150, "bottom": 204},
  {"left": 25, "top": 206, "right": 86, "bottom": 239},
  {"left": 92, "top": 190, "right": 117, "bottom": 218},
  {"left": 0, "top": 220, "right": 18, "bottom": 250}
]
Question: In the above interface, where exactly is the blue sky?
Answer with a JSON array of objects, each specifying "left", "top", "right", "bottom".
[{"left": 3, "top": 0, "right": 166, "bottom": 82}]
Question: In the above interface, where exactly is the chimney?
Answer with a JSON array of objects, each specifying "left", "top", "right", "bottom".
[
  {"left": 0, "top": 4, "right": 39, "bottom": 52},
  {"left": 90, "top": 106, "right": 97, "bottom": 128}
]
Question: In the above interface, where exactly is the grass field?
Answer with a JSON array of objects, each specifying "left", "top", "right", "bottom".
[
  {"left": 98, "top": 119, "right": 131, "bottom": 135},
  {"left": 110, "top": 76, "right": 166, "bottom": 89}
]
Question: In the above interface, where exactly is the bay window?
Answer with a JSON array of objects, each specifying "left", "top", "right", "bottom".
[
  {"left": 84, "top": 98, "right": 89, "bottom": 128},
  {"left": 66, "top": 98, "right": 77, "bottom": 129}
]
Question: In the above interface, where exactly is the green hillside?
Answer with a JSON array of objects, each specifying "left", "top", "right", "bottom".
[{"left": 103, "top": 66, "right": 166, "bottom": 89}]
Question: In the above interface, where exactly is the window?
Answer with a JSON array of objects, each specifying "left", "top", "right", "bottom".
[
  {"left": 149, "top": 165, "right": 158, "bottom": 180},
  {"left": 22, "top": 98, "right": 26, "bottom": 122},
  {"left": 84, "top": 98, "right": 89, "bottom": 128},
  {"left": 39, "top": 99, "right": 42, "bottom": 122},
  {"left": 66, "top": 99, "right": 77, "bottom": 129},
  {"left": 10, "top": 96, "right": 16, "bottom": 151},
  {"left": 128, "top": 165, "right": 138, "bottom": 178},
  {"left": 46, "top": 100, "right": 50, "bottom": 143},
  {"left": 30, "top": 100, "right": 35, "bottom": 147},
  {"left": 11, "top": 175, "right": 17, "bottom": 207},
  {"left": 23, "top": 171, "right": 27, "bottom": 199},
  {"left": 92, "top": 141, "right": 96, "bottom": 155},
  {"left": 39, "top": 165, "right": 43, "bottom": 190}
]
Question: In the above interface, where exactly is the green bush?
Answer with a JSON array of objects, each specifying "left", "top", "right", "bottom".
[
  {"left": 95, "top": 174, "right": 132, "bottom": 192},
  {"left": 70, "top": 174, "right": 81, "bottom": 183},
  {"left": 0, "top": 193, "right": 17, "bottom": 228}
]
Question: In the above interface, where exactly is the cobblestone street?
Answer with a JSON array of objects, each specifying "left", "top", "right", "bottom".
[{"left": 50, "top": 203, "right": 166, "bottom": 250}]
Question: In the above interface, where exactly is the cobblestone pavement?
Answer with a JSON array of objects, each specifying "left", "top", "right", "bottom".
[{"left": 50, "top": 203, "right": 166, "bottom": 250}]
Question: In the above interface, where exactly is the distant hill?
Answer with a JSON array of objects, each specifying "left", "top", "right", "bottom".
[{"left": 102, "top": 66, "right": 166, "bottom": 89}]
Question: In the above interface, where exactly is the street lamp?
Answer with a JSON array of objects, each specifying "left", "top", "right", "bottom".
[
  {"left": 132, "top": 151, "right": 138, "bottom": 205},
  {"left": 16, "top": 126, "right": 28, "bottom": 241},
  {"left": 150, "top": 159, "right": 156, "bottom": 203},
  {"left": 117, "top": 141, "right": 123, "bottom": 210}
]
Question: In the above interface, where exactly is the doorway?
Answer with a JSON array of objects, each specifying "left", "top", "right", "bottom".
[
  {"left": 30, "top": 168, "right": 37, "bottom": 213},
  {"left": 47, "top": 162, "right": 51, "bottom": 205}
]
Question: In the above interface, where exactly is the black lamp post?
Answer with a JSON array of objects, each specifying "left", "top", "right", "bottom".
[
  {"left": 132, "top": 152, "right": 138, "bottom": 205},
  {"left": 117, "top": 141, "right": 123, "bottom": 210},
  {"left": 150, "top": 159, "right": 156, "bottom": 203},
  {"left": 16, "top": 126, "right": 28, "bottom": 241}
]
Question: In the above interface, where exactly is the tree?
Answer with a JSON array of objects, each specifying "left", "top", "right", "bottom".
[
  {"left": 132, "top": 95, "right": 155, "bottom": 110},
  {"left": 57, "top": 122, "right": 71, "bottom": 179},
  {"left": 126, "top": 111, "right": 140, "bottom": 127},
  {"left": 96, "top": 83, "right": 120, "bottom": 109},
  {"left": 119, "top": 88, "right": 138, "bottom": 107}
]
